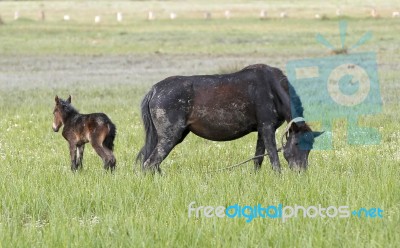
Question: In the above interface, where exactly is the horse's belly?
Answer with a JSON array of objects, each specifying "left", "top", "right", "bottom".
[{"left": 188, "top": 108, "right": 256, "bottom": 141}]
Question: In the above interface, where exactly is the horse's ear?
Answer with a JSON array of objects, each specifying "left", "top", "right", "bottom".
[
  {"left": 313, "top": 131, "right": 324, "bottom": 138},
  {"left": 67, "top": 95, "right": 71, "bottom": 103},
  {"left": 290, "top": 121, "right": 306, "bottom": 132},
  {"left": 55, "top": 95, "right": 59, "bottom": 103}
]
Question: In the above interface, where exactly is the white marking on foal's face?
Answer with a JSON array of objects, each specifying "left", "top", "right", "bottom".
[{"left": 52, "top": 122, "right": 59, "bottom": 132}]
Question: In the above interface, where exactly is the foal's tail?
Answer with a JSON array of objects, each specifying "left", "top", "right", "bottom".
[
  {"left": 104, "top": 122, "right": 117, "bottom": 151},
  {"left": 136, "top": 88, "right": 158, "bottom": 167}
]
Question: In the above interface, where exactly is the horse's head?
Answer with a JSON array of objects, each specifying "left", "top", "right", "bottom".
[
  {"left": 281, "top": 119, "right": 323, "bottom": 170},
  {"left": 52, "top": 95, "right": 71, "bottom": 132}
]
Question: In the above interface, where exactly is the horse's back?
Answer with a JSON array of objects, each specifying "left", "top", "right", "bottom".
[{"left": 148, "top": 67, "right": 276, "bottom": 141}]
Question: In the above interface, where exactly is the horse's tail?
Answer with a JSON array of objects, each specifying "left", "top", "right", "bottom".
[
  {"left": 104, "top": 122, "right": 117, "bottom": 151},
  {"left": 136, "top": 88, "right": 158, "bottom": 167}
]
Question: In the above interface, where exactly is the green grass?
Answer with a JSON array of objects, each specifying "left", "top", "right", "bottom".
[
  {"left": 0, "top": 1, "right": 399, "bottom": 247},
  {"left": 1, "top": 17, "right": 400, "bottom": 57}
]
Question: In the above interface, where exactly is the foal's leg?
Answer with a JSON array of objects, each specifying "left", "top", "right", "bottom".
[
  {"left": 76, "top": 144, "right": 85, "bottom": 169},
  {"left": 68, "top": 142, "right": 78, "bottom": 171},
  {"left": 254, "top": 132, "right": 265, "bottom": 170},
  {"left": 91, "top": 134, "right": 116, "bottom": 171},
  {"left": 103, "top": 147, "right": 116, "bottom": 172},
  {"left": 260, "top": 125, "right": 281, "bottom": 172},
  {"left": 91, "top": 142, "right": 111, "bottom": 171},
  {"left": 91, "top": 143, "right": 107, "bottom": 169}
]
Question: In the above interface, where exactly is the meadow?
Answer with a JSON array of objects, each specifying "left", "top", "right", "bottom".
[{"left": 0, "top": 1, "right": 399, "bottom": 247}]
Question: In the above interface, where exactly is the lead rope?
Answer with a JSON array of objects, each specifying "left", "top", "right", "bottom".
[
  {"left": 206, "top": 153, "right": 269, "bottom": 173},
  {"left": 206, "top": 117, "right": 305, "bottom": 173}
]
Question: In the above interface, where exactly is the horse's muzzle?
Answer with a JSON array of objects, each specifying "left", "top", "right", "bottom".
[{"left": 289, "top": 162, "right": 307, "bottom": 172}]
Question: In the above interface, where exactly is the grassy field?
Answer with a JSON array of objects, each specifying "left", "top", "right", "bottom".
[{"left": 0, "top": 1, "right": 399, "bottom": 247}]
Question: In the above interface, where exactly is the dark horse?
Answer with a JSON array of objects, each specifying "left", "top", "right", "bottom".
[
  {"left": 137, "top": 64, "right": 323, "bottom": 173},
  {"left": 52, "top": 95, "right": 117, "bottom": 171}
]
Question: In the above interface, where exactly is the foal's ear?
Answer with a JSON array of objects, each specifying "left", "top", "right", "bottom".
[
  {"left": 55, "top": 95, "right": 59, "bottom": 103},
  {"left": 67, "top": 95, "right": 72, "bottom": 103}
]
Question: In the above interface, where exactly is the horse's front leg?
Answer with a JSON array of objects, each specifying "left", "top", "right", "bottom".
[
  {"left": 69, "top": 143, "right": 78, "bottom": 171},
  {"left": 261, "top": 125, "right": 281, "bottom": 172},
  {"left": 254, "top": 132, "right": 265, "bottom": 170}
]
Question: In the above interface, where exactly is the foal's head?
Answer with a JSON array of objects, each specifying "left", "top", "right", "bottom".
[{"left": 52, "top": 95, "right": 73, "bottom": 132}]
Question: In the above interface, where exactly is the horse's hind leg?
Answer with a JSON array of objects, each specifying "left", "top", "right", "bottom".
[
  {"left": 142, "top": 125, "right": 188, "bottom": 174},
  {"left": 254, "top": 132, "right": 265, "bottom": 170},
  {"left": 142, "top": 139, "right": 178, "bottom": 174}
]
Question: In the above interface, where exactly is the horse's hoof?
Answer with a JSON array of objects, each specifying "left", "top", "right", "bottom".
[
  {"left": 142, "top": 167, "right": 162, "bottom": 176},
  {"left": 272, "top": 166, "right": 281, "bottom": 173}
]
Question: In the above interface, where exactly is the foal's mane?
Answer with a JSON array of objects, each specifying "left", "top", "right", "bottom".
[{"left": 57, "top": 98, "right": 79, "bottom": 119}]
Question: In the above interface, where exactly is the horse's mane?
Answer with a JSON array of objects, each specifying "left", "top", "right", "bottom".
[
  {"left": 240, "top": 64, "right": 303, "bottom": 115},
  {"left": 274, "top": 68, "right": 312, "bottom": 132},
  {"left": 280, "top": 76, "right": 304, "bottom": 118},
  {"left": 241, "top": 64, "right": 311, "bottom": 132}
]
